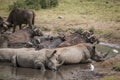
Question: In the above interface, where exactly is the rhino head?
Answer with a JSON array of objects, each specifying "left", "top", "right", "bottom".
[
  {"left": 45, "top": 49, "right": 64, "bottom": 71},
  {"left": 90, "top": 45, "right": 109, "bottom": 62}
]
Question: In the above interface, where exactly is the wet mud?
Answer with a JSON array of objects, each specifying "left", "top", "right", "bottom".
[{"left": 0, "top": 63, "right": 107, "bottom": 80}]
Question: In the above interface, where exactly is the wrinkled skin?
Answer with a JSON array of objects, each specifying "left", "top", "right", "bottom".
[
  {"left": 54, "top": 43, "right": 108, "bottom": 65},
  {"left": 2, "top": 8, "right": 35, "bottom": 33},
  {"left": 0, "top": 48, "right": 61, "bottom": 71}
]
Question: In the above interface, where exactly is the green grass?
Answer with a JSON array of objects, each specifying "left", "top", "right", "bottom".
[
  {"left": 0, "top": 0, "right": 16, "bottom": 10},
  {"left": 0, "top": 0, "right": 120, "bottom": 22},
  {"left": 113, "top": 64, "right": 120, "bottom": 71},
  {"left": 52, "top": 0, "right": 120, "bottom": 22}
]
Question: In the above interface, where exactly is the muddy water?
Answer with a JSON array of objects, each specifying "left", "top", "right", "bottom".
[
  {"left": 99, "top": 42, "right": 120, "bottom": 49},
  {"left": 0, "top": 63, "right": 107, "bottom": 80},
  {"left": 0, "top": 44, "right": 120, "bottom": 80}
]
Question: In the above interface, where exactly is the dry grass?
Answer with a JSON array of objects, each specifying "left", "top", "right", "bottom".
[{"left": 101, "top": 76, "right": 120, "bottom": 80}]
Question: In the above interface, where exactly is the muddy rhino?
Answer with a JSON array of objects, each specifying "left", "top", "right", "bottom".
[
  {"left": 0, "top": 48, "right": 63, "bottom": 71},
  {"left": 54, "top": 43, "right": 109, "bottom": 64}
]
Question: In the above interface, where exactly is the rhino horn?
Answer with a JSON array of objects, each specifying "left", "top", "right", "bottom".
[
  {"left": 46, "top": 50, "right": 57, "bottom": 59},
  {"left": 56, "top": 59, "right": 65, "bottom": 67},
  {"left": 102, "top": 50, "right": 110, "bottom": 58},
  {"left": 93, "top": 41, "right": 98, "bottom": 46}
]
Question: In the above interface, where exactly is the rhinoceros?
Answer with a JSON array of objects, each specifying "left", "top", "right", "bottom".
[
  {"left": 0, "top": 48, "right": 63, "bottom": 71},
  {"left": 54, "top": 43, "right": 109, "bottom": 64},
  {"left": 0, "top": 48, "right": 35, "bottom": 62}
]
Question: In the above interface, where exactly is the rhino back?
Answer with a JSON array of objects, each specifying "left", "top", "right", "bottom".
[
  {"left": 56, "top": 43, "right": 92, "bottom": 64},
  {"left": 57, "top": 47, "right": 84, "bottom": 64},
  {"left": 0, "top": 48, "right": 34, "bottom": 62},
  {"left": 0, "top": 48, "right": 16, "bottom": 62}
]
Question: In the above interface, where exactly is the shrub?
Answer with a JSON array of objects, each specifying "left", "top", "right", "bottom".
[
  {"left": 9, "top": 0, "right": 26, "bottom": 10},
  {"left": 89, "top": 27, "right": 95, "bottom": 34},
  {"left": 113, "top": 64, "right": 120, "bottom": 71},
  {"left": 9, "top": 0, "right": 59, "bottom": 10}
]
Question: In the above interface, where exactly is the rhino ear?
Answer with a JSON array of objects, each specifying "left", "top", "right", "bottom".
[
  {"left": 46, "top": 50, "right": 57, "bottom": 59},
  {"left": 93, "top": 41, "right": 97, "bottom": 46},
  {"left": 50, "top": 50, "right": 57, "bottom": 57}
]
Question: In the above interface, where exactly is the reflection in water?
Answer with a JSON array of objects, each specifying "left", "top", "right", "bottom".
[
  {"left": 99, "top": 42, "right": 120, "bottom": 49},
  {"left": 0, "top": 63, "right": 104, "bottom": 80}
]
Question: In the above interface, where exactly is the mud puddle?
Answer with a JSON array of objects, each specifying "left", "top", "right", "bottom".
[{"left": 0, "top": 62, "right": 107, "bottom": 80}]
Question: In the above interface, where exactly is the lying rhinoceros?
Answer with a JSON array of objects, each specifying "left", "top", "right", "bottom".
[
  {"left": 0, "top": 48, "right": 34, "bottom": 62},
  {"left": 0, "top": 48, "right": 63, "bottom": 71},
  {"left": 54, "top": 43, "right": 109, "bottom": 64}
]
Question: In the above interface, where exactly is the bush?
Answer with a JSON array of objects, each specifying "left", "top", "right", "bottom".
[
  {"left": 89, "top": 27, "right": 95, "bottom": 34},
  {"left": 113, "top": 64, "right": 120, "bottom": 71},
  {"left": 9, "top": 0, "right": 26, "bottom": 10},
  {"left": 9, "top": 0, "right": 58, "bottom": 10}
]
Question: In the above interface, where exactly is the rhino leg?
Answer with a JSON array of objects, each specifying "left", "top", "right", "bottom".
[
  {"left": 34, "top": 60, "right": 46, "bottom": 71},
  {"left": 85, "top": 59, "right": 93, "bottom": 63},
  {"left": 11, "top": 55, "right": 17, "bottom": 67},
  {"left": 81, "top": 59, "right": 93, "bottom": 63}
]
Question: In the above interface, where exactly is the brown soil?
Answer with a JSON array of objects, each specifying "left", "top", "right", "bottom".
[{"left": 95, "top": 54, "right": 120, "bottom": 68}]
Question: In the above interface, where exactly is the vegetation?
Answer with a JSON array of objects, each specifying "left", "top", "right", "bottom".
[
  {"left": 113, "top": 64, "right": 120, "bottom": 71},
  {"left": 88, "top": 27, "right": 95, "bottom": 34},
  {"left": 9, "top": 0, "right": 58, "bottom": 10}
]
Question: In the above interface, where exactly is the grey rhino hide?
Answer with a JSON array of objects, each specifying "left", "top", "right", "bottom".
[
  {"left": 0, "top": 48, "right": 35, "bottom": 62},
  {"left": 55, "top": 43, "right": 104, "bottom": 65},
  {"left": 11, "top": 49, "right": 58, "bottom": 71}
]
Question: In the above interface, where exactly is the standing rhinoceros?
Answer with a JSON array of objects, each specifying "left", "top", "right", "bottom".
[
  {"left": 0, "top": 48, "right": 63, "bottom": 71},
  {"left": 54, "top": 43, "right": 109, "bottom": 65},
  {"left": 2, "top": 8, "right": 35, "bottom": 33}
]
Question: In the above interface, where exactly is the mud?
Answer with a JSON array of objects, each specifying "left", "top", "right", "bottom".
[{"left": 0, "top": 62, "right": 107, "bottom": 80}]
